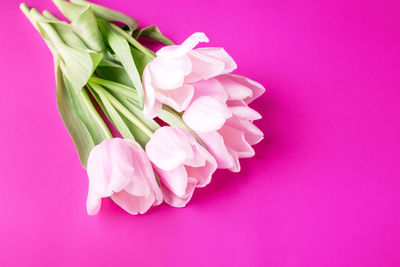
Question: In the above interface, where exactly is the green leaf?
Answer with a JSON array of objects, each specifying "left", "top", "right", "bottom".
[
  {"left": 21, "top": 6, "right": 63, "bottom": 56},
  {"left": 57, "top": 44, "right": 103, "bottom": 93},
  {"left": 70, "top": 0, "right": 139, "bottom": 30},
  {"left": 52, "top": 1, "right": 106, "bottom": 52},
  {"left": 70, "top": 6, "right": 105, "bottom": 52},
  {"left": 133, "top": 25, "right": 174, "bottom": 45},
  {"left": 95, "top": 66, "right": 132, "bottom": 87},
  {"left": 28, "top": 8, "right": 103, "bottom": 93},
  {"left": 52, "top": 0, "right": 85, "bottom": 22},
  {"left": 130, "top": 46, "right": 152, "bottom": 76},
  {"left": 21, "top": 4, "right": 112, "bottom": 167},
  {"left": 56, "top": 59, "right": 112, "bottom": 168},
  {"left": 98, "top": 19, "right": 144, "bottom": 109},
  {"left": 42, "top": 10, "right": 88, "bottom": 50},
  {"left": 98, "top": 51, "right": 123, "bottom": 68}
]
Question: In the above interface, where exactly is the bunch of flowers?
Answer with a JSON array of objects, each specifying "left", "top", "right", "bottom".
[{"left": 21, "top": 0, "right": 265, "bottom": 215}]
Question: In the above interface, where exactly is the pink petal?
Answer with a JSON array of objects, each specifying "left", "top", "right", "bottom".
[
  {"left": 148, "top": 56, "right": 190, "bottom": 91},
  {"left": 219, "top": 125, "right": 254, "bottom": 158},
  {"left": 183, "top": 96, "right": 232, "bottom": 132},
  {"left": 224, "top": 74, "right": 265, "bottom": 103},
  {"left": 148, "top": 170, "right": 163, "bottom": 206},
  {"left": 111, "top": 190, "right": 155, "bottom": 215},
  {"left": 122, "top": 139, "right": 153, "bottom": 197},
  {"left": 143, "top": 67, "right": 158, "bottom": 118},
  {"left": 191, "top": 78, "right": 227, "bottom": 103},
  {"left": 185, "top": 138, "right": 217, "bottom": 186},
  {"left": 186, "top": 158, "right": 216, "bottom": 188},
  {"left": 197, "top": 131, "right": 235, "bottom": 170},
  {"left": 229, "top": 104, "right": 262, "bottom": 121},
  {"left": 156, "top": 32, "right": 209, "bottom": 58},
  {"left": 195, "top": 47, "right": 237, "bottom": 74},
  {"left": 185, "top": 50, "right": 225, "bottom": 82},
  {"left": 227, "top": 148, "right": 241, "bottom": 173},
  {"left": 146, "top": 127, "right": 194, "bottom": 171},
  {"left": 155, "top": 84, "right": 194, "bottom": 112},
  {"left": 86, "top": 189, "right": 102, "bottom": 215},
  {"left": 215, "top": 75, "right": 253, "bottom": 101},
  {"left": 177, "top": 128, "right": 207, "bottom": 168},
  {"left": 145, "top": 100, "right": 163, "bottom": 119},
  {"left": 87, "top": 139, "right": 133, "bottom": 197},
  {"left": 125, "top": 139, "right": 163, "bottom": 205},
  {"left": 86, "top": 138, "right": 162, "bottom": 215},
  {"left": 86, "top": 142, "right": 113, "bottom": 197},
  {"left": 183, "top": 147, "right": 207, "bottom": 168},
  {"left": 161, "top": 177, "right": 198, "bottom": 207},
  {"left": 242, "top": 121, "right": 264, "bottom": 145},
  {"left": 225, "top": 117, "right": 264, "bottom": 145},
  {"left": 155, "top": 165, "right": 188, "bottom": 198},
  {"left": 150, "top": 176, "right": 163, "bottom": 206}
]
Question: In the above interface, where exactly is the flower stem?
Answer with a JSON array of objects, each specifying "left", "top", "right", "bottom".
[
  {"left": 89, "top": 81, "right": 154, "bottom": 138},
  {"left": 28, "top": 8, "right": 70, "bottom": 54},
  {"left": 20, "top": 4, "right": 36, "bottom": 28},
  {"left": 80, "top": 88, "right": 113, "bottom": 139},
  {"left": 89, "top": 76, "right": 140, "bottom": 106},
  {"left": 109, "top": 23, "right": 156, "bottom": 59}
]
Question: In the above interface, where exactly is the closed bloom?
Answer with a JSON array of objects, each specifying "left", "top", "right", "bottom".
[
  {"left": 86, "top": 138, "right": 162, "bottom": 215},
  {"left": 145, "top": 127, "right": 217, "bottom": 207},
  {"left": 182, "top": 74, "right": 265, "bottom": 172},
  {"left": 142, "top": 32, "right": 236, "bottom": 118}
]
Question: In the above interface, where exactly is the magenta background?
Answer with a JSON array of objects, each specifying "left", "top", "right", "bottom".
[{"left": 1, "top": 0, "right": 400, "bottom": 266}]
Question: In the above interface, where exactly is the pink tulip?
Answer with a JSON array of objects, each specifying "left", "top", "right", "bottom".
[
  {"left": 142, "top": 32, "right": 237, "bottom": 118},
  {"left": 145, "top": 127, "right": 217, "bottom": 207},
  {"left": 86, "top": 138, "right": 162, "bottom": 215},
  {"left": 182, "top": 74, "right": 265, "bottom": 172}
]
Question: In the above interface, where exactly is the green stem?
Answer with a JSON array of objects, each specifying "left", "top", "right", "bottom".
[
  {"left": 80, "top": 88, "right": 113, "bottom": 139},
  {"left": 89, "top": 81, "right": 154, "bottom": 138},
  {"left": 88, "top": 84, "right": 133, "bottom": 139},
  {"left": 89, "top": 76, "right": 139, "bottom": 104},
  {"left": 109, "top": 23, "right": 156, "bottom": 59},
  {"left": 42, "top": 10, "right": 59, "bottom": 21},
  {"left": 20, "top": 4, "right": 37, "bottom": 28},
  {"left": 20, "top": 5, "right": 60, "bottom": 57}
]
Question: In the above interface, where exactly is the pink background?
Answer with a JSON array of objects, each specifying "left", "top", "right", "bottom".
[{"left": 1, "top": 0, "right": 400, "bottom": 266}]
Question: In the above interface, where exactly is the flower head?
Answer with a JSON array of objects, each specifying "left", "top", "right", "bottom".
[
  {"left": 86, "top": 138, "right": 162, "bottom": 215},
  {"left": 143, "top": 32, "right": 236, "bottom": 117},
  {"left": 183, "top": 74, "right": 265, "bottom": 172},
  {"left": 146, "top": 127, "right": 217, "bottom": 207}
]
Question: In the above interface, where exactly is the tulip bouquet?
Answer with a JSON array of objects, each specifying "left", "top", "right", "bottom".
[{"left": 21, "top": 0, "right": 265, "bottom": 215}]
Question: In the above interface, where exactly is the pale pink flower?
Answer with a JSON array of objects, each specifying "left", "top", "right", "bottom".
[
  {"left": 145, "top": 126, "right": 217, "bottom": 207},
  {"left": 142, "top": 32, "right": 237, "bottom": 118},
  {"left": 182, "top": 74, "right": 265, "bottom": 172},
  {"left": 86, "top": 138, "right": 162, "bottom": 215}
]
